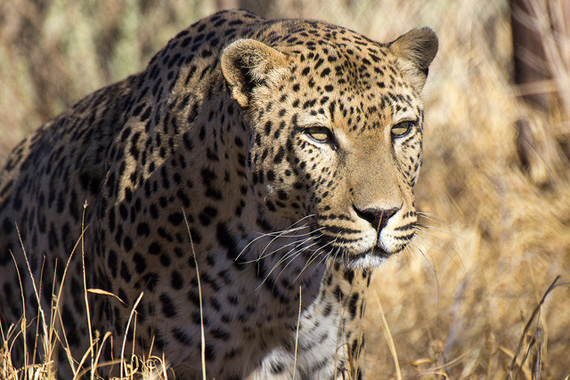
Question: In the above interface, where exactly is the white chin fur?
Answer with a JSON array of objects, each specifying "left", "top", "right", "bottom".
[{"left": 346, "top": 254, "right": 388, "bottom": 269}]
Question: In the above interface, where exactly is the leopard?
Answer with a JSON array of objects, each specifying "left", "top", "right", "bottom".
[{"left": 0, "top": 9, "right": 437, "bottom": 380}]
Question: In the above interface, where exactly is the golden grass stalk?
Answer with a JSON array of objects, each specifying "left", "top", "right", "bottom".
[
  {"left": 505, "top": 275, "right": 563, "bottom": 380},
  {"left": 120, "top": 291, "right": 145, "bottom": 380},
  {"left": 373, "top": 290, "right": 402, "bottom": 380},
  {"left": 183, "top": 210, "right": 207, "bottom": 380},
  {"left": 80, "top": 202, "right": 95, "bottom": 380},
  {"left": 292, "top": 286, "right": 302, "bottom": 380}
]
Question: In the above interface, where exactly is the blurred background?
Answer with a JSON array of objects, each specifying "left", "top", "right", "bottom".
[{"left": 1, "top": 0, "right": 569, "bottom": 378}]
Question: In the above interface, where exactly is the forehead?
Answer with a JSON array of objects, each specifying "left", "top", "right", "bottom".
[{"left": 273, "top": 22, "right": 421, "bottom": 129}]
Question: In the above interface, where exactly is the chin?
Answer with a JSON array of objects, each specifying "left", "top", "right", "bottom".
[{"left": 343, "top": 246, "right": 394, "bottom": 269}]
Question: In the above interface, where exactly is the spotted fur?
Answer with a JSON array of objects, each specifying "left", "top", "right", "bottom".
[{"left": 0, "top": 9, "right": 437, "bottom": 379}]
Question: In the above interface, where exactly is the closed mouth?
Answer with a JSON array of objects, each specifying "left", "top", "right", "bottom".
[
  {"left": 314, "top": 229, "right": 398, "bottom": 262},
  {"left": 349, "top": 245, "right": 392, "bottom": 262}
]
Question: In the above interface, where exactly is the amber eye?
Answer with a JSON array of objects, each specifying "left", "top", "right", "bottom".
[
  {"left": 391, "top": 121, "right": 414, "bottom": 137},
  {"left": 306, "top": 126, "right": 335, "bottom": 145}
]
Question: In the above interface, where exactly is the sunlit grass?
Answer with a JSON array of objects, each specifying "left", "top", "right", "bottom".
[{"left": 0, "top": 208, "right": 171, "bottom": 380}]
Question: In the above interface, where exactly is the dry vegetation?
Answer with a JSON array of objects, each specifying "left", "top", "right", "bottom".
[{"left": 1, "top": 0, "right": 569, "bottom": 379}]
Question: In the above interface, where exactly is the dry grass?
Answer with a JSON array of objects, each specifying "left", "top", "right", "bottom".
[
  {"left": 0, "top": 210, "right": 172, "bottom": 380},
  {"left": 1, "top": 0, "right": 569, "bottom": 379}
]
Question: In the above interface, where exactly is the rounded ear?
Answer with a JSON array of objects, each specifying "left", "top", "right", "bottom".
[
  {"left": 389, "top": 27, "right": 438, "bottom": 92},
  {"left": 221, "top": 39, "right": 288, "bottom": 108}
]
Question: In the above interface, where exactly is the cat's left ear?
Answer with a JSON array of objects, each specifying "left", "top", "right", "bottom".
[{"left": 389, "top": 27, "right": 438, "bottom": 92}]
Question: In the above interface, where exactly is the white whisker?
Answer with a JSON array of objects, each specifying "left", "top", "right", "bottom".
[
  {"left": 294, "top": 236, "right": 338, "bottom": 281},
  {"left": 408, "top": 239, "right": 441, "bottom": 301},
  {"left": 236, "top": 214, "right": 316, "bottom": 260},
  {"left": 256, "top": 237, "right": 321, "bottom": 290},
  {"left": 274, "top": 239, "right": 323, "bottom": 282}
]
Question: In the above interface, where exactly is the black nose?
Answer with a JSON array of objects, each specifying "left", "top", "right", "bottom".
[{"left": 354, "top": 206, "right": 399, "bottom": 232}]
